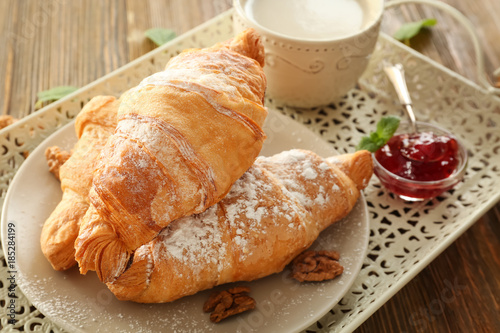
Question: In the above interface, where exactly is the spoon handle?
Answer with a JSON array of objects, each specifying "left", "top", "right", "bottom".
[
  {"left": 384, "top": 64, "right": 418, "bottom": 134},
  {"left": 384, "top": 63, "right": 412, "bottom": 105}
]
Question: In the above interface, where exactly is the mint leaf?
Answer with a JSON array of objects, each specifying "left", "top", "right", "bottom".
[
  {"left": 356, "top": 116, "right": 400, "bottom": 152},
  {"left": 394, "top": 18, "right": 437, "bottom": 45},
  {"left": 145, "top": 28, "right": 176, "bottom": 46},
  {"left": 377, "top": 116, "right": 401, "bottom": 141},
  {"left": 357, "top": 137, "right": 382, "bottom": 153},
  {"left": 35, "top": 86, "right": 78, "bottom": 109}
]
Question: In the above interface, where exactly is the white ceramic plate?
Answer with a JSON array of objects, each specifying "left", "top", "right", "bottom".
[{"left": 1, "top": 109, "right": 369, "bottom": 333}]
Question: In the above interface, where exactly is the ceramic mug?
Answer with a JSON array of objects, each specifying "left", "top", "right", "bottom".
[{"left": 233, "top": 0, "right": 384, "bottom": 108}]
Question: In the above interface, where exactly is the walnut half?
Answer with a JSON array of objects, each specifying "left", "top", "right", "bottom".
[
  {"left": 290, "top": 250, "right": 344, "bottom": 282},
  {"left": 0, "top": 115, "right": 17, "bottom": 130},
  {"left": 203, "top": 286, "right": 256, "bottom": 323},
  {"left": 45, "top": 146, "right": 71, "bottom": 180}
]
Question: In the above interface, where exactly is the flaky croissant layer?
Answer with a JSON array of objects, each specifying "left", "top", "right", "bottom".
[
  {"left": 40, "top": 95, "right": 119, "bottom": 271},
  {"left": 74, "top": 29, "right": 268, "bottom": 283},
  {"left": 107, "top": 149, "right": 373, "bottom": 303}
]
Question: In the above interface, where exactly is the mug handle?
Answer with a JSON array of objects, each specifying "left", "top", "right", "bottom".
[{"left": 385, "top": 0, "right": 500, "bottom": 96}]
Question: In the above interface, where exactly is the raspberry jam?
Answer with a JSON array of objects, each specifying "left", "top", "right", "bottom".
[
  {"left": 373, "top": 126, "right": 467, "bottom": 201},
  {"left": 376, "top": 132, "right": 459, "bottom": 181}
]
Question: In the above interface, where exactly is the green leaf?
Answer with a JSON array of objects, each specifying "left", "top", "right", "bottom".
[
  {"left": 356, "top": 137, "right": 381, "bottom": 153},
  {"left": 145, "top": 28, "right": 176, "bottom": 46},
  {"left": 393, "top": 18, "right": 437, "bottom": 45},
  {"left": 377, "top": 116, "right": 401, "bottom": 141},
  {"left": 35, "top": 86, "right": 78, "bottom": 109},
  {"left": 356, "top": 116, "right": 400, "bottom": 152}
]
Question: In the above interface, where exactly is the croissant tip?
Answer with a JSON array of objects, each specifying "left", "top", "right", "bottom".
[
  {"left": 222, "top": 28, "right": 266, "bottom": 68},
  {"left": 107, "top": 246, "right": 153, "bottom": 301},
  {"left": 98, "top": 240, "right": 131, "bottom": 283},
  {"left": 327, "top": 150, "right": 374, "bottom": 190},
  {"left": 75, "top": 235, "right": 130, "bottom": 283}
]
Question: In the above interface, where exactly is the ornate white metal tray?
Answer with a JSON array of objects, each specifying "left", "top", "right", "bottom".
[{"left": 1, "top": 9, "right": 500, "bottom": 333}]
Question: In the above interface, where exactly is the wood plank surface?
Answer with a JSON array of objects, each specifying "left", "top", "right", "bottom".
[{"left": 0, "top": 1, "right": 498, "bottom": 332}]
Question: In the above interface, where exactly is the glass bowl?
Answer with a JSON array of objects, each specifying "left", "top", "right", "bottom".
[{"left": 373, "top": 121, "right": 468, "bottom": 201}]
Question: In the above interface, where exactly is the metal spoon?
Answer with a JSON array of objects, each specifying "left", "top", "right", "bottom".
[{"left": 384, "top": 64, "right": 418, "bottom": 134}]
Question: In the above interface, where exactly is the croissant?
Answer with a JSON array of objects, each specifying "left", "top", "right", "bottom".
[
  {"left": 107, "top": 149, "right": 373, "bottom": 303},
  {"left": 75, "top": 29, "right": 268, "bottom": 283},
  {"left": 40, "top": 96, "right": 119, "bottom": 270}
]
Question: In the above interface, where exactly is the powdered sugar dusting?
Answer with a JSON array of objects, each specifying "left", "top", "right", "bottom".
[
  {"left": 302, "top": 163, "right": 318, "bottom": 180},
  {"left": 155, "top": 204, "right": 225, "bottom": 275},
  {"left": 117, "top": 118, "right": 165, "bottom": 159},
  {"left": 133, "top": 67, "right": 266, "bottom": 140},
  {"left": 319, "top": 161, "right": 331, "bottom": 171},
  {"left": 223, "top": 166, "right": 294, "bottom": 260},
  {"left": 138, "top": 68, "right": 240, "bottom": 100},
  {"left": 257, "top": 149, "right": 341, "bottom": 210},
  {"left": 141, "top": 149, "right": 352, "bottom": 301},
  {"left": 224, "top": 167, "right": 270, "bottom": 227},
  {"left": 264, "top": 149, "right": 308, "bottom": 164},
  {"left": 152, "top": 159, "right": 316, "bottom": 273}
]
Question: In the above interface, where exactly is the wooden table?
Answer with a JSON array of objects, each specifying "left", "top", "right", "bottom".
[{"left": 0, "top": 1, "right": 498, "bottom": 332}]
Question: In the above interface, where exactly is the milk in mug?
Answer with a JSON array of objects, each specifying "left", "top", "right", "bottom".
[{"left": 244, "top": 0, "right": 369, "bottom": 40}]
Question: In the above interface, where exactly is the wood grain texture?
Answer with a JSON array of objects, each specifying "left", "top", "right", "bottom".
[{"left": 0, "top": 0, "right": 498, "bottom": 332}]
